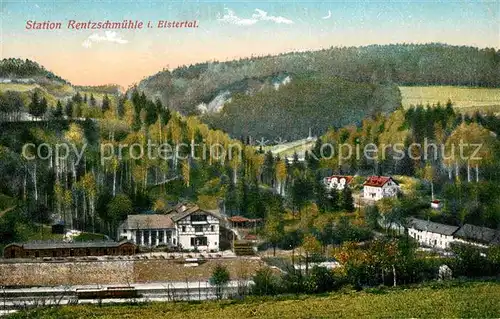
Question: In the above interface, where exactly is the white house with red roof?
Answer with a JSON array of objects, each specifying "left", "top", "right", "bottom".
[
  {"left": 363, "top": 176, "right": 400, "bottom": 201},
  {"left": 323, "top": 175, "right": 353, "bottom": 191}
]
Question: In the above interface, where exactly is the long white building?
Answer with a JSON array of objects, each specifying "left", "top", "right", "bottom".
[
  {"left": 407, "top": 217, "right": 459, "bottom": 250},
  {"left": 117, "top": 203, "right": 221, "bottom": 252},
  {"left": 407, "top": 218, "right": 500, "bottom": 250}
]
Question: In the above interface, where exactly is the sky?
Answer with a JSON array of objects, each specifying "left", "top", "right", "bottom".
[{"left": 1, "top": 0, "right": 499, "bottom": 88}]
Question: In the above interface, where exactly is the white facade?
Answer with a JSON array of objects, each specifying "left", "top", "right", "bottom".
[
  {"left": 363, "top": 178, "right": 399, "bottom": 201},
  {"left": 118, "top": 205, "right": 221, "bottom": 252},
  {"left": 452, "top": 238, "right": 489, "bottom": 249},
  {"left": 408, "top": 227, "right": 456, "bottom": 250},
  {"left": 119, "top": 228, "right": 177, "bottom": 247},
  {"left": 176, "top": 212, "right": 220, "bottom": 252},
  {"left": 406, "top": 218, "right": 459, "bottom": 250},
  {"left": 431, "top": 200, "right": 442, "bottom": 209},
  {"left": 324, "top": 176, "right": 352, "bottom": 191}
]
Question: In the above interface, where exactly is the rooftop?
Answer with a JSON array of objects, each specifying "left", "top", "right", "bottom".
[
  {"left": 120, "top": 203, "right": 222, "bottom": 230},
  {"left": 165, "top": 203, "right": 221, "bottom": 222},
  {"left": 363, "top": 176, "right": 397, "bottom": 187},
  {"left": 407, "top": 217, "right": 460, "bottom": 236},
  {"left": 6, "top": 240, "right": 134, "bottom": 250},
  {"left": 454, "top": 224, "right": 499, "bottom": 244},
  {"left": 120, "top": 214, "right": 175, "bottom": 230}
]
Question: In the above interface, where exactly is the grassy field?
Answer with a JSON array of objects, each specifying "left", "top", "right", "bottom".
[
  {"left": 400, "top": 86, "right": 500, "bottom": 114},
  {"left": 263, "top": 138, "right": 316, "bottom": 157},
  {"left": 9, "top": 281, "right": 500, "bottom": 318},
  {"left": 0, "top": 83, "right": 39, "bottom": 92}
]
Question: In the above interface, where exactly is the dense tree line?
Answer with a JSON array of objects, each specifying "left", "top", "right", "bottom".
[
  {"left": 0, "top": 89, "right": 117, "bottom": 120},
  {"left": 0, "top": 88, "right": 279, "bottom": 241}
]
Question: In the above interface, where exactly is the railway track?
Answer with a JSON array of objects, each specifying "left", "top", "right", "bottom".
[{"left": 0, "top": 280, "right": 252, "bottom": 314}]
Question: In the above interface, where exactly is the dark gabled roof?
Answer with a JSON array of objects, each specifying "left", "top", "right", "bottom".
[
  {"left": 454, "top": 224, "right": 498, "bottom": 244},
  {"left": 5, "top": 240, "right": 135, "bottom": 250},
  {"left": 171, "top": 205, "right": 203, "bottom": 222},
  {"left": 121, "top": 214, "right": 175, "bottom": 230},
  {"left": 164, "top": 203, "right": 221, "bottom": 222},
  {"left": 492, "top": 233, "right": 500, "bottom": 245},
  {"left": 407, "top": 217, "right": 459, "bottom": 236},
  {"left": 120, "top": 203, "right": 222, "bottom": 230}
]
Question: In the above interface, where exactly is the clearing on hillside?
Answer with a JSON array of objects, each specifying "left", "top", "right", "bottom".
[{"left": 400, "top": 86, "right": 500, "bottom": 114}]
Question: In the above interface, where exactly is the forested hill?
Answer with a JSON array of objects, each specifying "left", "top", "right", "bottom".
[
  {"left": 203, "top": 74, "right": 400, "bottom": 140},
  {"left": 0, "top": 58, "right": 68, "bottom": 83},
  {"left": 0, "top": 59, "right": 121, "bottom": 112},
  {"left": 137, "top": 43, "right": 499, "bottom": 140}
]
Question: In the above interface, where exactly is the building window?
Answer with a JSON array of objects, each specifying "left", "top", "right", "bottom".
[
  {"left": 159, "top": 231, "right": 164, "bottom": 243},
  {"left": 182, "top": 226, "right": 186, "bottom": 232},
  {"left": 151, "top": 231, "right": 157, "bottom": 245},
  {"left": 194, "top": 225, "right": 203, "bottom": 233},
  {"left": 191, "top": 236, "right": 208, "bottom": 246},
  {"left": 210, "top": 225, "right": 214, "bottom": 232},
  {"left": 191, "top": 215, "right": 207, "bottom": 222}
]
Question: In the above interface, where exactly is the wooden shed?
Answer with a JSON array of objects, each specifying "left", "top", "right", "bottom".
[{"left": 3, "top": 240, "right": 137, "bottom": 259}]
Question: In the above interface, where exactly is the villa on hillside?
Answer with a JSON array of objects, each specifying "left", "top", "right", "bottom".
[
  {"left": 363, "top": 176, "right": 400, "bottom": 201},
  {"left": 117, "top": 203, "right": 221, "bottom": 252},
  {"left": 323, "top": 175, "right": 353, "bottom": 191}
]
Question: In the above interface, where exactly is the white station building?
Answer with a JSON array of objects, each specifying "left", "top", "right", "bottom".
[{"left": 117, "top": 203, "right": 221, "bottom": 251}]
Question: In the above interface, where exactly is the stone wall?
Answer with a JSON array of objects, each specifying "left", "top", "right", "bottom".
[
  {"left": 0, "top": 260, "right": 133, "bottom": 286},
  {"left": 0, "top": 258, "right": 266, "bottom": 287}
]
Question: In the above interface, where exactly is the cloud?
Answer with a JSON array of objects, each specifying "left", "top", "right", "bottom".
[
  {"left": 216, "top": 8, "right": 258, "bottom": 25},
  {"left": 217, "top": 8, "right": 294, "bottom": 26},
  {"left": 252, "top": 9, "right": 293, "bottom": 24},
  {"left": 252, "top": 9, "right": 294, "bottom": 24},
  {"left": 82, "top": 31, "right": 128, "bottom": 48}
]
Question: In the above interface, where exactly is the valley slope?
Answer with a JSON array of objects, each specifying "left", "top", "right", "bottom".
[{"left": 137, "top": 43, "right": 500, "bottom": 140}]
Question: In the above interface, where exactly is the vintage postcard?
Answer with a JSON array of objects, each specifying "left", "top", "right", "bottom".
[{"left": 0, "top": 0, "right": 499, "bottom": 317}]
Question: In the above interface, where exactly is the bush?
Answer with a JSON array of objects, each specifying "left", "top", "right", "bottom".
[
  {"left": 280, "top": 266, "right": 307, "bottom": 294},
  {"left": 251, "top": 268, "right": 281, "bottom": 296},
  {"left": 210, "top": 264, "right": 230, "bottom": 299},
  {"left": 309, "top": 266, "right": 342, "bottom": 293},
  {"left": 450, "top": 243, "right": 492, "bottom": 277}
]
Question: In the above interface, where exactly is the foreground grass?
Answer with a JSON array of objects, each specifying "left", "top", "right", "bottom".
[
  {"left": 400, "top": 86, "right": 500, "bottom": 113},
  {"left": 10, "top": 281, "right": 500, "bottom": 318}
]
